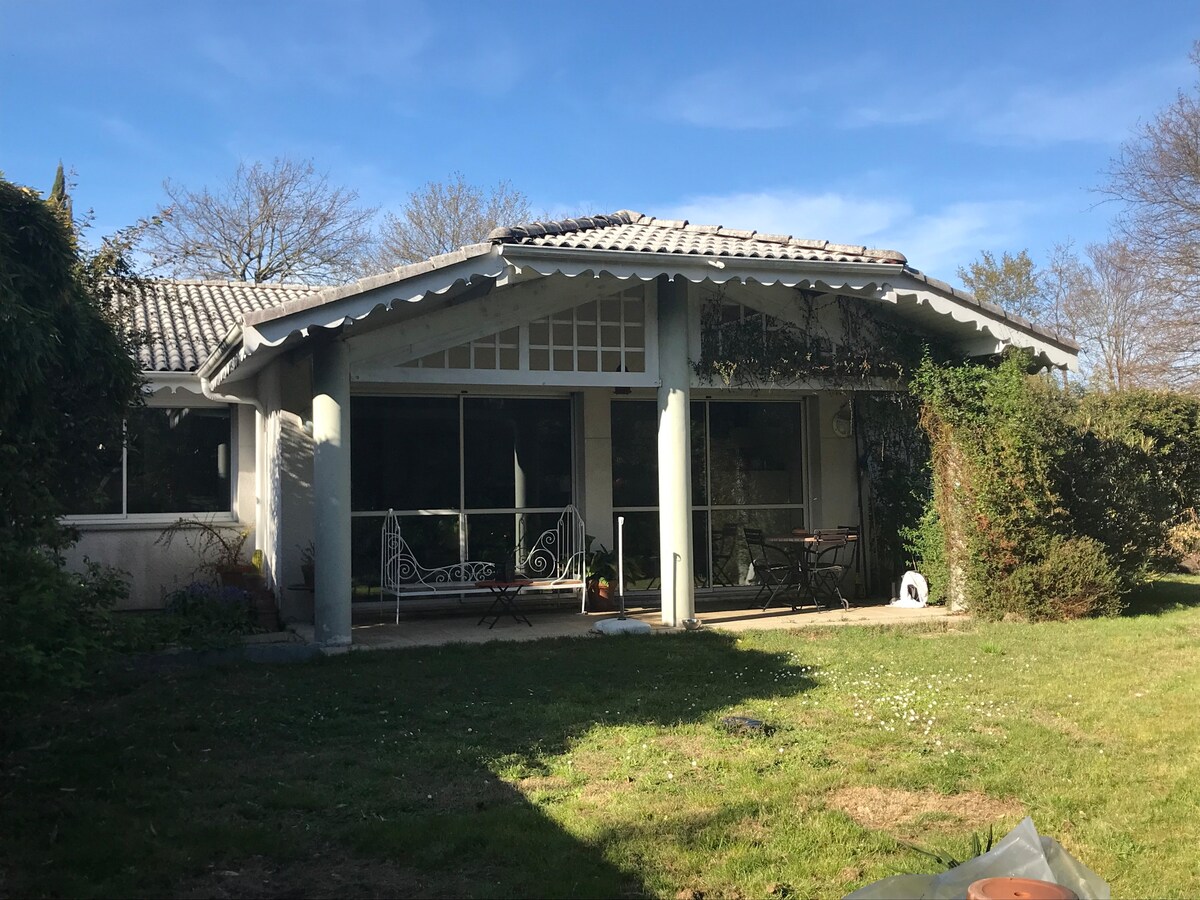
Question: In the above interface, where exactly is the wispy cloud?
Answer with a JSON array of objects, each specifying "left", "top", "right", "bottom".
[
  {"left": 64, "top": 111, "right": 158, "bottom": 157},
  {"left": 844, "top": 61, "right": 1189, "bottom": 146},
  {"left": 655, "top": 67, "right": 807, "bottom": 129},
  {"left": 194, "top": 20, "right": 436, "bottom": 97},
  {"left": 661, "top": 189, "right": 1040, "bottom": 276}
]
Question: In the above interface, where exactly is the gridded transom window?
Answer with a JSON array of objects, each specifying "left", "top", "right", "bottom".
[
  {"left": 529, "top": 286, "right": 646, "bottom": 373},
  {"left": 402, "top": 327, "right": 521, "bottom": 370}
]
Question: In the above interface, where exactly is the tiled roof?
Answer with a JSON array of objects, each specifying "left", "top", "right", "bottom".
[
  {"left": 134, "top": 211, "right": 1075, "bottom": 377},
  {"left": 488, "top": 209, "right": 908, "bottom": 266},
  {"left": 127, "top": 279, "right": 318, "bottom": 372}
]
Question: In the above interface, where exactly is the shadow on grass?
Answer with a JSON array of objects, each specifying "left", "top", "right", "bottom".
[
  {"left": 1123, "top": 575, "right": 1200, "bottom": 617},
  {"left": 1, "top": 630, "right": 816, "bottom": 898}
]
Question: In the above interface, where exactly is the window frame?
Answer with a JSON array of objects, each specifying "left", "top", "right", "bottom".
[
  {"left": 349, "top": 392, "right": 579, "bottom": 569},
  {"left": 61, "top": 399, "right": 238, "bottom": 527},
  {"left": 610, "top": 396, "right": 811, "bottom": 592}
]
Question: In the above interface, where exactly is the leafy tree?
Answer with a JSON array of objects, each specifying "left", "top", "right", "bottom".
[
  {"left": 0, "top": 175, "right": 143, "bottom": 548},
  {"left": 1, "top": 173, "right": 144, "bottom": 708},
  {"left": 367, "top": 172, "right": 532, "bottom": 270},
  {"left": 48, "top": 161, "right": 71, "bottom": 218},
  {"left": 957, "top": 249, "right": 1046, "bottom": 322},
  {"left": 145, "top": 157, "right": 376, "bottom": 284},
  {"left": 1100, "top": 42, "right": 1200, "bottom": 391}
]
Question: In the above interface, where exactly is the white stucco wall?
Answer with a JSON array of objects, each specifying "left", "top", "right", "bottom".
[
  {"left": 812, "top": 392, "right": 861, "bottom": 530},
  {"left": 65, "top": 386, "right": 258, "bottom": 610},
  {"left": 65, "top": 522, "right": 238, "bottom": 610}
]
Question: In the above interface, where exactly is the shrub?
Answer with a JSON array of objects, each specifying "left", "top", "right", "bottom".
[
  {"left": 906, "top": 354, "right": 1180, "bottom": 620},
  {"left": 986, "top": 536, "right": 1123, "bottom": 621},
  {"left": 900, "top": 504, "right": 948, "bottom": 605},
  {"left": 1064, "top": 390, "right": 1200, "bottom": 575},
  {"left": 1166, "top": 509, "right": 1200, "bottom": 573},
  {"left": 0, "top": 545, "right": 129, "bottom": 713},
  {"left": 160, "top": 581, "right": 256, "bottom": 646}
]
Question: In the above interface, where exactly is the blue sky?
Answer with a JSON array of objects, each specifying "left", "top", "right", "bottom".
[{"left": 2, "top": 0, "right": 1195, "bottom": 283}]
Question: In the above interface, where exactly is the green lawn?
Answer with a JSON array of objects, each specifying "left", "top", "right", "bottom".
[{"left": 4, "top": 579, "right": 1200, "bottom": 899}]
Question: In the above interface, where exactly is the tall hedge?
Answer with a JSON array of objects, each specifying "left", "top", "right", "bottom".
[
  {"left": 909, "top": 353, "right": 1200, "bottom": 619},
  {"left": 0, "top": 175, "right": 143, "bottom": 712},
  {"left": 0, "top": 176, "right": 142, "bottom": 547}
]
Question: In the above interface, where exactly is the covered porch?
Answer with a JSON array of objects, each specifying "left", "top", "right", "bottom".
[{"left": 197, "top": 211, "right": 1078, "bottom": 646}]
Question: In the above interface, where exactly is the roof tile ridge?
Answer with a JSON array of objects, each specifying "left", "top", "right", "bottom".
[
  {"left": 488, "top": 209, "right": 644, "bottom": 242},
  {"left": 134, "top": 276, "right": 329, "bottom": 291}
]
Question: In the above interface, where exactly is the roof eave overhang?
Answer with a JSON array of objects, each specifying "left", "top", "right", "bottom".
[
  {"left": 887, "top": 272, "right": 1079, "bottom": 371},
  {"left": 200, "top": 242, "right": 1080, "bottom": 389},
  {"left": 504, "top": 245, "right": 1079, "bottom": 370},
  {"left": 499, "top": 243, "right": 906, "bottom": 291},
  {"left": 203, "top": 247, "right": 508, "bottom": 390}
]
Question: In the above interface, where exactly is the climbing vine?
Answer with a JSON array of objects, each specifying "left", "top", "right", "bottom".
[
  {"left": 691, "top": 287, "right": 932, "bottom": 388},
  {"left": 690, "top": 287, "right": 946, "bottom": 594}
]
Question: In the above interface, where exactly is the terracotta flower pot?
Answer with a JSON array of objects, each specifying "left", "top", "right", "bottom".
[{"left": 588, "top": 580, "right": 613, "bottom": 611}]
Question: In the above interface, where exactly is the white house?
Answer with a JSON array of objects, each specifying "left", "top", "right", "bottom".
[{"left": 65, "top": 211, "right": 1078, "bottom": 644}]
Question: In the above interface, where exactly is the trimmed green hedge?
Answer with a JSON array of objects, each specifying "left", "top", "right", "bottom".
[{"left": 908, "top": 353, "right": 1200, "bottom": 620}]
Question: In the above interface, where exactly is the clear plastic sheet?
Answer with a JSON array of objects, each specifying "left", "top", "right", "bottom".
[{"left": 845, "top": 817, "right": 1109, "bottom": 899}]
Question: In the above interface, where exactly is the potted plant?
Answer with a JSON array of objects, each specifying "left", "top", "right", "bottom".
[
  {"left": 157, "top": 517, "right": 278, "bottom": 629},
  {"left": 158, "top": 517, "right": 253, "bottom": 582},
  {"left": 586, "top": 539, "right": 618, "bottom": 611}
]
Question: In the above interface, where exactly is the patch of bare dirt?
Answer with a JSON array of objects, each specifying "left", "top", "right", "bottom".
[
  {"left": 1028, "top": 709, "right": 1096, "bottom": 744},
  {"left": 568, "top": 746, "right": 622, "bottom": 778},
  {"left": 655, "top": 734, "right": 713, "bottom": 757},
  {"left": 578, "top": 778, "right": 627, "bottom": 806},
  {"left": 730, "top": 816, "right": 770, "bottom": 845},
  {"left": 827, "top": 786, "right": 1022, "bottom": 835},
  {"left": 515, "top": 774, "right": 571, "bottom": 795}
]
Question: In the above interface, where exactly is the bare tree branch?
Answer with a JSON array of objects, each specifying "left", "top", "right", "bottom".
[
  {"left": 366, "top": 172, "right": 532, "bottom": 271},
  {"left": 1103, "top": 41, "right": 1200, "bottom": 296},
  {"left": 145, "top": 158, "right": 376, "bottom": 284}
]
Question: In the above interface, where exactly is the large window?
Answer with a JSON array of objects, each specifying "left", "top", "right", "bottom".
[
  {"left": 65, "top": 406, "right": 234, "bottom": 516},
  {"left": 350, "top": 396, "right": 575, "bottom": 589},
  {"left": 611, "top": 399, "right": 808, "bottom": 590}
]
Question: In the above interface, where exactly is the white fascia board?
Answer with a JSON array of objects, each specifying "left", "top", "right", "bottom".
[
  {"left": 143, "top": 371, "right": 207, "bottom": 396},
  {"left": 202, "top": 251, "right": 509, "bottom": 391},
  {"left": 886, "top": 280, "right": 1079, "bottom": 371},
  {"left": 250, "top": 253, "right": 508, "bottom": 348},
  {"left": 500, "top": 245, "right": 904, "bottom": 293}
]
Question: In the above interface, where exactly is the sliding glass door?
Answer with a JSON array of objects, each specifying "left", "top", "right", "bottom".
[
  {"left": 611, "top": 398, "right": 808, "bottom": 590},
  {"left": 350, "top": 395, "right": 574, "bottom": 591}
]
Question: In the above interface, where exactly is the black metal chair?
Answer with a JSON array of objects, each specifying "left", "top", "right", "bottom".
[
  {"left": 805, "top": 529, "right": 858, "bottom": 610},
  {"left": 710, "top": 523, "right": 740, "bottom": 587},
  {"left": 745, "top": 527, "right": 803, "bottom": 610}
]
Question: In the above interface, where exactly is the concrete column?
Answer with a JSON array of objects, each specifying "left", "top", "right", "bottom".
[
  {"left": 580, "top": 388, "right": 614, "bottom": 551},
  {"left": 656, "top": 275, "right": 695, "bottom": 626},
  {"left": 312, "top": 337, "right": 352, "bottom": 646}
]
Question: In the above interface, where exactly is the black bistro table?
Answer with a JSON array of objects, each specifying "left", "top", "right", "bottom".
[
  {"left": 476, "top": 579, "right": 534, "bottom": 629},
  {"left": 764, "top": 530, "right": 855, "bottom": 611}
]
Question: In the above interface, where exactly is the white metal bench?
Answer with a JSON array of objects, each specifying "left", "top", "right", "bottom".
[{"left": 380, "top": 505, "right": 587, "bottom": 623}]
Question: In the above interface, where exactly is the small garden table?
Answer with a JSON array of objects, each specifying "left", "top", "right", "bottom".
[{"left": 476, "top": 579, "right": 534, "bottom": 629}]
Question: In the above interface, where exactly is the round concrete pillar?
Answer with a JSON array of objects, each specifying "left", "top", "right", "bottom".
[
  {"left": 312, "top": 337, "right": 352, "bottom": 646},
  {"left": 656, "top": 275, "right": 695, "bottom": 626}
]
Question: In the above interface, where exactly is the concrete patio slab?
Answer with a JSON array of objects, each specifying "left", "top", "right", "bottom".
[{"left": 328, "top": 600, "right": 957, "bottom": 652}]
